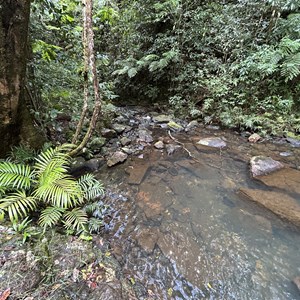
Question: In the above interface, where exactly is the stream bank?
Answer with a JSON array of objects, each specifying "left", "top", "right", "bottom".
[{"left": 1, "top": 106, "right": 300, "bottom": 299}]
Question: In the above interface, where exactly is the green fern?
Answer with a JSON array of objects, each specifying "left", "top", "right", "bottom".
[
  {"left": 39, "top": 206, "right": 65, "bottom": 229},
  {"left": 78, "top": 174, "right": 104, "bottom": 201},
  {"left": 281, "top": 52, "right": 300, "bottom": 81},
  {"left": 63, "top": 208, "right": 88, "bottom": 232},
  {"left": 88, "top": 217, "right": 103, "bottom": 233},
  {"left": 34, "top": 175, "right": 83, "bottom": 208},
  {"left": 0, "top": 162, "right": 32, "bottom": 190},
  {"left": 0, "top": 190, "right": 37, "bottom": 222},
  {"left": 0, "top": 144, "right": 105, "bottom": 235}
]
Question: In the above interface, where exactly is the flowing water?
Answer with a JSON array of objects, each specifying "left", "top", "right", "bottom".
[{"left": 98, "top": 129, "right": 300, "bottom": 300}]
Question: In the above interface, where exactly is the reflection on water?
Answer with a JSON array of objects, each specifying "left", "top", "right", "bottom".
[{"left": 100, "top": 134, "right": 300, "bottom": 300}]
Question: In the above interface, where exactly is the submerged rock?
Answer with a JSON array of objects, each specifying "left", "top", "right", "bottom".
[
  {"left": 166, "top": 144, "right": 181, "bottom": 155},
  {"left": 293, "top": 276, "right": 300, "bottom": 292},
  {"left": 107, "top": 151, "right": 128, "bottom": 167},
  {"left": 255, "top": 168, "right": 300, "bottom": 195},
  {"left": 239, "top": 188, "right": 300, "bottom": 227},
  {"left": 126, "top": 163, "right": 149, "bottom": 185},
  {"left": 197, "top": 137, "right": 227, "bottom": 148},
  {"left": 250, "top": 156, "right": 284, "bottom": 177}
]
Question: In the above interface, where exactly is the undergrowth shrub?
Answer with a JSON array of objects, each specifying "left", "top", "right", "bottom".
[{"left": 0, "top": 144, "right": 105, "bottom": 235}]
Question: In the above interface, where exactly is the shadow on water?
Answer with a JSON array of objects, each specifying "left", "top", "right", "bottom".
[{"left": 98, "top": 131, "right": 300, "bottom": 300}]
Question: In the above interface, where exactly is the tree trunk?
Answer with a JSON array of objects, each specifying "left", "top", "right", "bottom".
[{"left": 0, "top": 0, "right": 44, "bottom": 157}]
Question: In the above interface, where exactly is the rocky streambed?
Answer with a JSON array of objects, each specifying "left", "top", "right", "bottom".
[{"left": 1, "top": 106, "right": 300, "bottom": 299}]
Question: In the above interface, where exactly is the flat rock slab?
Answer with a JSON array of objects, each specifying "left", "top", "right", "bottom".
[
  {"left": 126, "top": 164, "right": 149, "bottom": 185},
  {"left": 250, "top": 156, "right": 284, "bottom": 177},
  {"left": 255, "top": 168, "right": 300, "bottom": 195},
  {"left": 196, "top": 137, "right": 226, "bottom": 148},
  {"left": 239, "top": 188, "right": 300, "bottom": 227},
  {"left": 136, "top": 182, "right": 174, "bottom": 218}
]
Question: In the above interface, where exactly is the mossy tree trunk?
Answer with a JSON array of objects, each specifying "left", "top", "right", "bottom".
[{"left": 0, "top": 0, "right": 44, "bottom": 157}]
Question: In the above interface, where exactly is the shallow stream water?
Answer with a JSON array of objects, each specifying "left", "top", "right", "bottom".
[{"left": 98, "top": 128, "right": 300, "bottom": 300}]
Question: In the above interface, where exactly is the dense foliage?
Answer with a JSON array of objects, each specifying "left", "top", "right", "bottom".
[
  {"left": 29, "top": 0, "right": 300, "bottom": 135},
  {"left": 0, "top": 144, "right": 104, "bottom": 235}
]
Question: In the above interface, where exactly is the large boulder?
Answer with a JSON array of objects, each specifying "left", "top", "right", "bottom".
[{"left": 250, "top": 156, "right": 284, "bottom": 177}]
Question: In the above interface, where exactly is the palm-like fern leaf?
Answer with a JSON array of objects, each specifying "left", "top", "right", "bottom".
[
  {"left": 78, "top": 174, "right": 104, "bottom": 201},
  {"left": 0, "top": 162, "right": 32, "bottom": 190},
  {"left": 88, "top": 217, "right": 103, "bottom": 233},
  {"left": 34, "top": 175, "right": 83, "bottom": 208},
  {"left": 0, "top": 190, "right": 37, "bottom": 222},
  {"left": 34, "top": 144, "right": 74, "bottom": 176},
  {"left": 39, "top": 206, "right": 65, "bottom": 228},
  {"left": 63, "top": 208, "right": 88, "bottom": 232}
]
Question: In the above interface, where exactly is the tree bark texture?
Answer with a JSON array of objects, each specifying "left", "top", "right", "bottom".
[{"left": 0, "top": 0, "right": 43, "bottom": 157}]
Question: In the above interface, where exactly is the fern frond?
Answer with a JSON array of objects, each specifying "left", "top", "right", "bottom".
[
  {"left": 34, "top": 175, "right": 83, "bottom": 208},
  {"left": 88, "top": 217, "right": 103, "bottom": 233},
  {"left": 39, "top": 206, "right": 65, "bottom": 229},
  {"left": 281, "top": 52, "right": 300, "bottom": 81},
  {"left": 78, "top": 174, "right": 104, "bottom": 201},
  {"left": 63, "top": 208, "right": 88, "bottom": 232},
  {"left": 0, "top": 190, "right": 37, "bottom": 222},
  {"left": 34, "top": 144, "right": 75, "bottom": 175},
  {"left": 0, "top": 162, "right": 32, "bottom": 190}
]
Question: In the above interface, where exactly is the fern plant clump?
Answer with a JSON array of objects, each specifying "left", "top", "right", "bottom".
[{"left": 0, "top": 144, "right": 104, "bottom": 234}]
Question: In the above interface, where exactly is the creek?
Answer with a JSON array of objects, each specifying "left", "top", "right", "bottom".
[{"left": 97, "top": 127, "right": 300, "bottom": 300}]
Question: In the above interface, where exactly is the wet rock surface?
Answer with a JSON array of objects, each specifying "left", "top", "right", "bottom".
[
  {"left": 2, "top": 106, "right": 300, "bottom": 300},
  {"left": 196, "top": 137, "right": 227, "bottom": 148},
  {"left": 250, "top": 156, "right": 284, "bottom": 177},
  {"left": 107, "top": 151, "right": 128, "bottom": 167}
]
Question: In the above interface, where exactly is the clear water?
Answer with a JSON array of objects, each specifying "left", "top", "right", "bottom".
[{"left": 99, "top": 132, "right": 300, "bottom": 300}]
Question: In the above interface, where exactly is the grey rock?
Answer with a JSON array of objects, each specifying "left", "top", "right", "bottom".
[
  {"left": 206, "top": 125, "right": 220, "bottom": 130},
  {"left": 121, "top": 147, "right": 133, "bottom": 155},
  {"left": 154, "top": 141, "right": 164, "bottom": 149},
  {"left": 186, "top": 120, "right": 199, "bottom": 131},
  {"left": 112, "top": 124, "right": 126, "bottom": 134},
  {"left": 120, "top": 136, "right": 131, "bottom": 146},
  {"left": 101, "top": 128, "right": 117, "bottom": 139},
  {"left": 286, "top": 137, "right": 300, "bottom": 147},
  {"left": 152, "top": 114, "right": 172, "bottom": 123},
  {"left": 107, "top": 151, "right": 128, "bottom": 167},
  {"left": 70, "top": 158, "right": 105, "bottom": 177},
  {"left": 138, "top": 129, "right": 153, "bottom": 143},
  {"left": 197, "top": 137, "right": 227, "bottom": 148},
  {"left": 250, "top": 156, "right": 284, "bottom": 177}
]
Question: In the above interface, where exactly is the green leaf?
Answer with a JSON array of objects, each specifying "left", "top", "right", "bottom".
[
  {"left": 0, "top": 191, "right": 37, "bottom": 222},
  {"left": 39, "top": 206, "right": 65, "bottom": 229},
  {"left": 0, "top": 162, "right": 32, "bottom": 190},
  {"left": 63, "top": 208, "right": 88, "bottom": 232}
]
